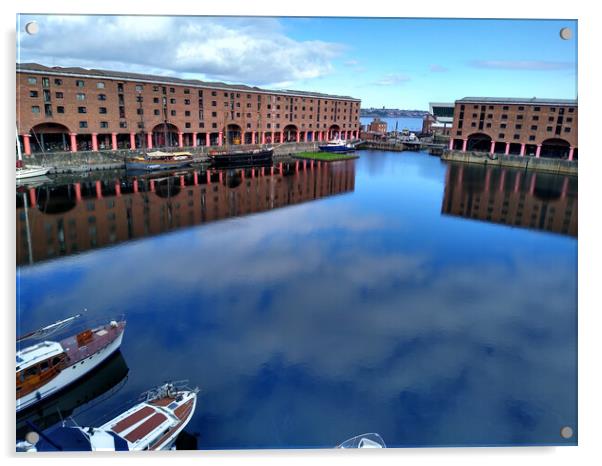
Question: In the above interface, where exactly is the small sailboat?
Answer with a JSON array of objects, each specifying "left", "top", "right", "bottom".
[
  {"left": 16, "top": 128, "right": 51, "bottom": 180},
  {"left": 16, "top": 314, "right": 126, "bottom": 412},
  {"left": 336, "top": 433, "right": 386, "bottom": 449},
  {"left": 17, "top": 382, "right": 199, "bottom": 452}
]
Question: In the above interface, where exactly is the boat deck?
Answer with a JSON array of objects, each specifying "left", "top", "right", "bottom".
[{"left": 60, "top": 321, "right": 125, "bottom": 366}]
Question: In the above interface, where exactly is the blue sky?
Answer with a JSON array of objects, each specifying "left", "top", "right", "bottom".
[{"left": 18, "top": 16, "right": 577, "bottom": 110}]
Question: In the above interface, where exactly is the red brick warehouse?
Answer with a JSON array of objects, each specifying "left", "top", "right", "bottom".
[
  {"left": 448, "top": 97, "right": 578, "bottom": 160},
  {"left": 16, "top": 63, "right": 362, "bottom": 155}
]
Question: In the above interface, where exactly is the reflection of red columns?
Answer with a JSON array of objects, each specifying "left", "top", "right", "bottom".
[
  {"left": 279, "top": 162, "right": 283, "bottom": 175},
  {"left": 520, "top": 143, "right": 525, "bottom": 156},
  {"left": 179, "top": 175, "right": 185, "bottom": 187},
  {"left": 241, "top": 169, "right": 245, "bottom": 180},
  {"left": 296, "top": 132, "right": 300, "bottom": 143},
  {"left": 130, "top": 132, "right": 136, "bottom": 150},
  {"left": 70, "top": 133, "right": 78, "bottom": 152},
  {"left": 505, "top": 143, "right": 510, "bottom": 155},
  {"left": 150, "top": 180, "right": 155, "bottom": 192},
  {"left": 529, "top": 174, "right": 536, "bottom": 194},
  {"left": 133, "top": 179, "right": 139, "bottom": 193},
  {"left": 462, "top": 139, "right": 468, "bottom": 152},
  {"left": 218, "top": 132, "right": 223, "bottom": 146},
  {"left": 457, "top": 166, "right": 463, "bottom": 186},
  {"left": 261, "top": 132, "right": 265, "bottom": 144},
  {"left": 262, "top": 167, "right": 266, "bottom": 176},
  {"left": 490, "top": 140, "right": 495, "bottom": 154},
  {"left": 484, "top": 168, "right": 491, "bottom": 192},
  {"left": 22, "top": 134, "right": 31, "bottom": 155},
  {"left": 561, "top": 177, "right": 569, "bottom": 198},
  {"left": 95, "top": 180, "right": 102, "bottom": 199},
  {"left": 219, "top": 171, "right": 223, "bottom": 183},
  {"left": 568, "top": 147, "right": 574, "bottom": 161},
  {"left": 206, "top": 171, "right": 211, "bottom": 184},
  {"left": 311, "top": 160, "right": 314, "bottom": 170},
  {"left": 28, "top": 188, "right": 36, "bottom": 207},
  {"left": 111, "top": 132, "right": 118, "bottom": 151},
  {"left": 178, "top": 132, "right": 184, "bottom": 148},
  {"left": 295, "top": 161, "right": 299, "bottom": 172},
  {"left": 192, "top": 132, "right": 198, "bottom": 147},
  {"left": 513, "top": 172, "right": 521, "bottom": 193},
  {"left": 206, "top": 133, "right": 211, "bottom": 146},
  {"left": 449, "top": 139, "right": 454, "bottom": 150},
  {"left": 251, "top": 168, "right": 255, "bottom": 178},
  {"left": 115, "top": 181, "right": 121, "bottom": 196},
  {"left": 535, "top": 144, "right": 541, "bottom": 158},
  {"left": 499, "top": 170, "right": 506, "bottom": 192},
  {"left": 74, "top": 183, "right": 82, "bottom": 202},
  {"left": 193, "top": 171, "right": 198, "bottom": 185},
  {"left": 270, "top": 166, "right": 274, "bottom": 176},
  {"left": 147, "top": 133, "right": 153, "bottom": 149}
]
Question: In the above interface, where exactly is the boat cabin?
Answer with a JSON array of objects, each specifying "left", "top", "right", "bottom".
[{"left": 16, "top": 341, "right": 66, "bottom": 398}]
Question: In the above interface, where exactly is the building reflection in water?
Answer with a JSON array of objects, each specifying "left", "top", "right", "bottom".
[
  {"left": 17, "top": 160, "right": 356, "bottom": 266},
  {"left": 442, "top": 163, "right": 577, "bottom": 237}
]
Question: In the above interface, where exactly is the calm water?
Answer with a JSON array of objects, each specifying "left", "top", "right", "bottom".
[{"left": 16, "top": 150, "right": 577, "bottom": 449}]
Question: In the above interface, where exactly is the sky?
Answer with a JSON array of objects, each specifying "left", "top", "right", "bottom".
[{"left": 17, "top": 15, "right": 577, "bottom": 110}]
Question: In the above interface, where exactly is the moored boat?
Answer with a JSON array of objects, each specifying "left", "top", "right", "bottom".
[
  {"left": 125, "top": 151, "right": 193, "bottom": 171},
  {"left": 16, "top": 161, "right": 51, "bottom": 180},
  {"left": 17, "top": 382, "right": 199, "bottom": 452},
  {"left": 208, "top": 148, "right": 273, "bottom": 168},
  {"left": 318, "top": 139, "right": 357, "bottom": 153},
  {"left": 16, "top": 315, "right": 126, "bottom": 412}
]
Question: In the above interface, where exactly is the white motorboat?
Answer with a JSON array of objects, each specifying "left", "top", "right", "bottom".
[{"left": 17, "top": 382, "right": 199, "bottom": 451}]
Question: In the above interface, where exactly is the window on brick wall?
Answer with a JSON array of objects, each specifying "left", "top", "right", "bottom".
[{"left": 76, "top": 80, "right": 85, "bottom": 87}]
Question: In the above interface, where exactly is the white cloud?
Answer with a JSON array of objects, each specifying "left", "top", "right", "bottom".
[
  {"left": 18, "top": 15, "right": 344, "bottom": 87},
  {"left": 373, "top": 73, "right": 411, "bottom": 86},
  {"left": 469, "top": 60, "right": 574, "bottom": 71}
]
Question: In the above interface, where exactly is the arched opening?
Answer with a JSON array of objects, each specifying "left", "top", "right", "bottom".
[
  {"left": 466, "top": 133, "right": 492, "bottom": 152},
  {"left": 283, "top": 125, "right": 298, "bottom": 142},
  {"left": 509, "top": 143, "right": 522, "bottom": 155},
  {"left": 226, "top": 124, "right": 242, "bottom": 145},
  {"left": 152, "top": 123, "right": 179, "bottom": 148},
  {"left": 328, "top": 125, "right": 341, "bottom": 140},
  {"left": 35, "top": 185, "right": 77, "bottom": 214},
  {"left": 29, "top": 123, "right": 72, "bottom": 153},
  {"left": 493, "top": 141, "right": 506, "bottom": 154},
  {"left": 533, "top": 174, "right": 563, "bottom": 201},
  {"left": 525, "top": 144, "right": 538, "bottom": 156},
  {"left": 541, "top": 138, "right": 571, "bottom": 159},
  {"left": 154, "top": 177, "right": 181, "bottom": 199},
  {"left": 452, "top": 139, "right": 464, "bottom": 151}
]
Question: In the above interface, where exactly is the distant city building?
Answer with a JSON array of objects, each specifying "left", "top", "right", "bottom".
[
  {"left": 449, "top": 97, "right": 578, "bottom": 160},
  {"left": 368, "top": 117, "right": 387, "bottom": 133},
  {"left": 422, "top": 102, "right": 454, "bottom": 136},
  {"left": 16, "top": 63, "right": 361, "bottom": 155}
]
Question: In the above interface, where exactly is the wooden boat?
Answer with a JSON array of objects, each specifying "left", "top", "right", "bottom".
[
  {"left": 16, "top": 315, "right": 126, "bottom": 412},
  {"left": 125, "top": 151, "right": 193, "bottom": 171},
  {"left": 208, "top": 148, "right": 273, "bottom": 168},
  {"left": 17, "top": 382, "right": 199, "bottom": 451}
]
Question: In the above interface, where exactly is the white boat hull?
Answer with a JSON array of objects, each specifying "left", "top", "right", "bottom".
[
  {"left": 16, "top": 166, "right": 51, "bottom": 180},
  {"left": 16, "top": 330, "right": 124, "bottom": 412}
]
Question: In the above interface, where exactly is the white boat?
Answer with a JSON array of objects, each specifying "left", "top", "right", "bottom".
[
  {"left": 16, "top": 315, "right": 126, "bottom": 412},
  {"left": 16, "top": 128, "right": 51, "bottom": 180},
  {"left": 336, "top": 433, "right": 386, "bottom": 449},
  {"left": 17, "top": 382, "right": 199, "bottom": 452},
  {"left": 318, "top": 138, "right": 357, "bottom": 153}
]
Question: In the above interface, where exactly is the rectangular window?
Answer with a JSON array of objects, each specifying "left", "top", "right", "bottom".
[
  {"left": 154, "top": 109, "right": 160, "bottom": 115},
  {"left": 184, "top": 99, "right": 191, "bottom": 105},
  {"left": 55, "top": 92, "right": 63, "bottom": 99},
  {"left": 170, "top": 98, "right": 176, "bottom": 104},
  {"left": 184, "top": 89, "right": 190, "bottom": 94},
  {"left": 171, "top": 110, "right": 176, "bottom": 116},
  {"left": 170, "top": 87, "right": 175, "bottom": 93},
  {"left": 76, "top": 80, "right": 85, "bottom": 87},
  {"left": 97, "top": 82, "right": 105, "bottom": 89},
  {"left": 54, "top": 78, "right": 62, "bottom": 85},
  {"left": 119, "top": 121, "right": 128, "bottom": 128},
  {"left": 185, "top": 110, "right": 191, "bottom": 116},
  {"left": 78, "top": 107, "right": 87, "bottom": 113},
  {"left": 531, "top": 125, "right": 537, "bottom": 130},
  {"left": 28, "top": 77, "right": 37, "bottom": 85},
  {"left": 99, "top": 107, "right": 107, "bottom": 114},
  {"left": 79, "top": 121, "right": 88, "bottom": 128},
  {"left": 547, "top": 126, "right": 553, "bottom": 131},
  {"left": 31, "top": 105, "right": 40, "bottom": 113},
  {"left": 76, "top": 93, "right": 85, "bottom": 101},
  {"left": 29, "top": 90, "right": 38, "bottom": 98},
  {"left": 57, "top": 106, "right": 64, "bottom": 113},
  {"left": 100, "top": 121, "right": 109, "bottom": 128},
  {"left": 117, "top": 83, "right": 124, "bottom": 92},
  {"left": 135, "top": 85, "right": 143, "bottom": 91},
  {"left": 533, "top": 106, "right": 540, "bottom": 111}
]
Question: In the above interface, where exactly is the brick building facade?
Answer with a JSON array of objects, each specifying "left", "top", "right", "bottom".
[
  {"left": 17, "top": 63, "right": 361, "bottom": 155},
  {"left": 448, "top": 97, "right": 578, "bottom": 160}
]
